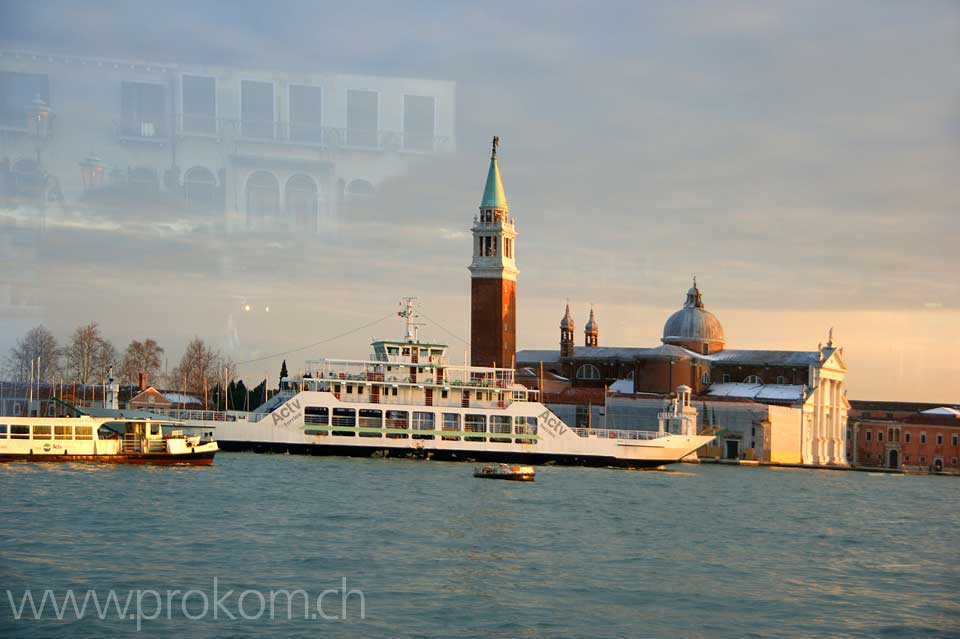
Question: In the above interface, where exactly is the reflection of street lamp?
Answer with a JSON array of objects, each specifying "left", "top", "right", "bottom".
[
  {"left": 26, "top": 95, "right": 52, "bottom": 163},
  {"left": 79, "top": 153, "right": 107, "bottom": 191}
]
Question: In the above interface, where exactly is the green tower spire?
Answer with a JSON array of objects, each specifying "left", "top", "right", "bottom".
[{"left": 480, "top": 135, "right": 508, "bottom": 210}]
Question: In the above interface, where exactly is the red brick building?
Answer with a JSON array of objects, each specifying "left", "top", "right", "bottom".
[{"left": 851, "top": 407, "right": 960, "bottom": 473}]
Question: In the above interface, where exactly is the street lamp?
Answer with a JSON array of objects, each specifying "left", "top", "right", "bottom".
[{"left": 79, "top": 153, "right": 107, "bottom": 191}]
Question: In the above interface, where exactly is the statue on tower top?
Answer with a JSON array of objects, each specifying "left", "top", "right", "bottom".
[{"left": 492, "top": 135, "right": 499, "bottom": 158}]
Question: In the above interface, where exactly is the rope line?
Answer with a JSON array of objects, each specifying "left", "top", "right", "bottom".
[{"left": 419, "top": 311, "right": 471, "bottom": 348}]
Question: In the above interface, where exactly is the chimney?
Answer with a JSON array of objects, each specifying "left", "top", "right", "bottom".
[{"left": 138, "top": 372, "right": 147, "bottom": 391}]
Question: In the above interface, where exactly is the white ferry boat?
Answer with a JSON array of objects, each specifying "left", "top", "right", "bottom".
[
  {"left": 156, "top": 301, "right": 713, "bottom": 470},
  {"left": 0, "top": 416, "right": 219, "bottom": 465}
]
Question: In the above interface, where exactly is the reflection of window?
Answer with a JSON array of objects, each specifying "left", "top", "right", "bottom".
[
  {"left": 0, "top": 71, "right": 49, "bottom": 128},
  {"left": 347, "top": 89, "right": 378, "bottom": 147},
  {"left": 576, "top": 364, "right": 600, "bottom": 380},
  {"left": 744, "top": 375, "right": 761, "bottom": 384},
  {"left": 241, "top": 80, "right": 274, "bottom": 138},
  {"left": 182, "top": 75, "right": 216, "bottom": 134},
  {"left": 286, "top": 174, "right": 318, "bottom": 231},
  {"left": 346, "top": 179, "right": 375, "bottom": 197},
  {"left": 121, "top": 82, "right": 165, "bottom": 137},
  {"left": 289, "top": 85, "right": 323, "bottom": 143},
  {"left": 403, "top": 95, "right": 435, "bottom": 151},
  {"left": 184, "top": 166, "right": 217, "bottom": 211},
  {"left": 245, "top": 171, "right": 279, "bottom": 225}
]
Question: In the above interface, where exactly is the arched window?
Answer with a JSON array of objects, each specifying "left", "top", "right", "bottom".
[
  {"left": 184, "top": 166, "right": 217, "bottom": 212},
  {"left": 245, "top": 171, "right": 279, "bottom": 226},
  {"left": 744, "top": 375, "right": 762, "bottom": 384},
  {"left": 286, "top": 174, "right": 318, "bottom": 232},
  {"left": 576, "top": 364, "right": 600, "bottom": 380},
  {"left": 346, "top": 179, "right": 375, "bottom": 197}
]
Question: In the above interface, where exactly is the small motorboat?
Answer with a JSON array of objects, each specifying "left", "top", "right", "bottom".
[{"left": 473, "top": 463, "right": 535, "bottom": 481}]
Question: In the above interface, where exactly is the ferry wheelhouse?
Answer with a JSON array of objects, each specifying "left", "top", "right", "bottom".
[
  {"left": 0, "top": 416, "right": 218, "bottom": 465},
  {"left": 157, "top": 302, "right": 713, "bottom": 469}
]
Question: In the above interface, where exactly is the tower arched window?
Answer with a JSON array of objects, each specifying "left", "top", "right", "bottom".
[
  {"left": 245, "top": 170, "right": 279, "bottom": 227},
  {"left": 184, "top": 166, "right": 217, "bottom": 212},
  {"left": 576, "top": 364, "right": 600, "bottom": 380},
  {"left": 744, "top": 375, "right": 762, "bottom": 384}
]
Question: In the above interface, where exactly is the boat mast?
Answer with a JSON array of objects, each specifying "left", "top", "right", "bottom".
[{"left": 399, "top": 297, "right": 422, "bottom": 343}]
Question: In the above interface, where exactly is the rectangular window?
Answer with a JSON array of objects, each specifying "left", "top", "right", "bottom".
[
  {"left": 289, "top": 84, "right": 323, "bottom": 143},
  {"left": 10, "top": 424, "right": 29, "bottom": 439},
  {"left": 359, "top": 408, "right": 382, "bottom": 436},
  {"left": 241, "top": 80, "right": 274, "bottom": 138},
  {"left": 54, "top": 425, "right": 72, "bottom": 440},
  {"left": 441, "top": 413, "right": 460, "bottom": 440},
  {"left": 888, "top": 428, "right": 894, "bottom": 441},
  {"left": 865, "top": 431, "right": 871, "bottom": 441},
  {"left": 920, "top": 433, "right": 926, "bottom": 444},
  {"left": 441, "top": 388, "right": 449, "bottom": 399},
  {"left": 953, "top": 434, "right": 958, "bottom": 446},
  {"left": 0, "top": 424, "right": 6, "bottom": 438},
  {"left": 346, "top": 385, "right": 353, "bottom": 394},
  {"left": 920, "top": 456, "right": 926, "bottom": 464},
  {"left": 121, "top": 81, "right": 166, "bottom": 138},
  {"left": 904, "top": 454, "right": 910, "bottom": 462},
  {"left": 905, "top": 432, "right": 911, "bottom": 443},
  {"left": 877, "top": 430, "right": 883, "bottom": 442},
  {"left": 347, "top": 89, "right": 378, "bottom": 147},
  {"left": 411, "top": 412, "right": 433, "bottom": 430},
  {"left": 74, "top": 426, "right": 93, "bottom": 440},
  {"left": 0, "top": 71, "right": 50, "bottom": 128},
  {"left": 936, "top": 434, "right": 943, "bottom": 445},
  {"left": 332, "top": 408, "right": 356, "bottom": 435},
  {"left": 391, "top": 386, "right": 398, "bottom": 396},
  {"left": 403, "top": 95, "right": 435, "bottom": 151},
  {"left": 182, "top": 75, "right": 216, "bottom": 134},
  {"left": 490, "top": 415, "right": 511, "bottom": 442},
  {"left": 305, "top": 406, "right": 329, "bottom": 425},
  {"left": 465, "top": 414, "right": 486, "bottom": 441}
]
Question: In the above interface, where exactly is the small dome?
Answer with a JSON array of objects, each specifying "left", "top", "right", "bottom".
[
  {"left": 560, "top": 303, "right": 574, "bottom": 330},
  {"left": 585, "top": 308, "right": 598, "bottom": 334},
  {"left": 661, "top": 281, "right": 724, "bottom": 347}
]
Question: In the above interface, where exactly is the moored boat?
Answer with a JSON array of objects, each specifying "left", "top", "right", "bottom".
[
  {"left": 474, "top": 463, "right": 535, "bottom": 481},
  {"left": 0, "top": 416, "right": 218, "bottom": 465}
]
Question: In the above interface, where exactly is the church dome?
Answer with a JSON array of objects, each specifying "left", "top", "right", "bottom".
[
  {"left": 585, "top": 308, "right": 598, "bottom": 334},
  {"left": 661, "top": 281, "right": 724, "bottom": 350},
  {"left": 560, "top": 303, "right": 574, "bottom": 331}
]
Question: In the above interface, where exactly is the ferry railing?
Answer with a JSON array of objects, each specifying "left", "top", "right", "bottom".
[
  {"left": 147, "top": 408, "right": 239, "bottom": 423},
  {"left": 572, "top": 428, "right": 663, "bottom": 441}
]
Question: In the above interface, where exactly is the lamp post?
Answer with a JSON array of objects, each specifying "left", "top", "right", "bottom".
[{"left": 79, "top": 153, "right": 107, "bottom": 192}]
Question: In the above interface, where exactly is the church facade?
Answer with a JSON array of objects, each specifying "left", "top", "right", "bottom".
[{"left": 516, "top": 284, "right": 850, "bottom": 466}]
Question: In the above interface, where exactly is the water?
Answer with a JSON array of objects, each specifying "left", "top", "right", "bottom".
[{"left": 1, "top": 455, "right": 958, "bottom": 638}]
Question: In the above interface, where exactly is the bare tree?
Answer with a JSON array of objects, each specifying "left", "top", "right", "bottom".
[
  {"left": 63, "top": 322, "right": 117, "bottom": 384},
  {"left": 171, "top": 337, "right": 226, "bottom": 404},
  {"left": 120, "top": 338, "right": 164, "bottom": 387},
  {"left": 6, "top": 325, "right": 60, "bottom": 382}
]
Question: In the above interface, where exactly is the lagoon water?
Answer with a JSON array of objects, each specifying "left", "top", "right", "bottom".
[{"left": 1, "top": 454, "right": 958, "bottom": 638}]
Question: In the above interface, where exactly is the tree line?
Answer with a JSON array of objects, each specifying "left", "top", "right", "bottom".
[{"left": 4, "top": 323, "right": 238, "bottom": 400}]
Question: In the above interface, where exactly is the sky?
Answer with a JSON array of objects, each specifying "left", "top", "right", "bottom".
[{"left": 0, "top": 1, "right": 958, "bottom": 402}]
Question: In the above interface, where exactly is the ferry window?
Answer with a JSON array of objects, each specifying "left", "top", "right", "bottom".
[
  {"left": 32, "top": 425, "right": 52, "bottom": 440},
  {"left": 0, "top": 424, "right": 5, "bottom": 438},
  {"left": 54, "top": 425, "right": 72, "bottom": 440},
  {"left": 358, "top": 409, "right": 382, "bottom": 429},
  {"left": 387, "top": 347, "right": 399, "bottom": 355},
  {"left": 412, "top": 412, "right": 433, "bottom": 430},
  {"left": 936, "top": 434, "right": 943, "bottom": 445},
  {"left": 391, "top": 386, "right": 398, "bottom": 396},
  {"left": 490, "top": 416, "right": 511, "bottom": 434},
  {"left": 441, "top": 388, "right": 449, "bottom": 399},
  {"left": 420, "top": 349, "right": 428, "bottom": 357},
  {"left": 431, "top": 349, "right": 443, "bottom": 358},
  {"left": 151, "top": 424, "right": 161, "bottom": 436},
  {"left": 10, "top": 425, "right": 29, "bottom": 439},
  {"left": 346, "top": 385, "right": 353, "bottom": 394},
  {"left": 305, "top": 406, "right": 329, "bottom": 425},
  {"left": 465, "top": 414, "right": 486, "bottom": 433},
  {"left": 402, "top": 348, "right": 410, "bottom": 356},
  {"left": 442, "top": 413, "right": 460, "bottom": 430},
  {"left": 357, "top": 385, "right": 364, "bottom": 394},
  {"left": 333, "top": 384, "right": 341, "bottom": 394},
  {"left": 74, "top": 426, "right": 93, "bottom": 440},
  {"left": 904, "top": 433, "right": 910, "bottom": 443},
  {"left": 332, "top": 408, "right": 356, "bottom": 427}
]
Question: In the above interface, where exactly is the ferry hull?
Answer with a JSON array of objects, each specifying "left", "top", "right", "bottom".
[
  {"left": 217, "top": 439, "right": 677, "bottom": 469},
  {"left": 0, "top": 450, "right": 217, "bottom": 466}
]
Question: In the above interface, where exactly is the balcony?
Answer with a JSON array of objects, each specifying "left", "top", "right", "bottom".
[{"left": 114, "top": 118, "right": 168, "bottom": 144}]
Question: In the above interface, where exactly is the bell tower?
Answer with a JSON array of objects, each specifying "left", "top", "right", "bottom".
[{"left": 469, "top": 136, "right": 518, "bottom": 368}]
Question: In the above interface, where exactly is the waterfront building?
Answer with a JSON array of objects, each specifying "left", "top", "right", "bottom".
[
  {"left": 517, "top": 283, "right": 849, "bottom": 466},
  {"left": 851, "top": 407, "right": 960, "bottom": 473},
  {"left": 0, "top": 49, "right": 455, "bottom": 234}
]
